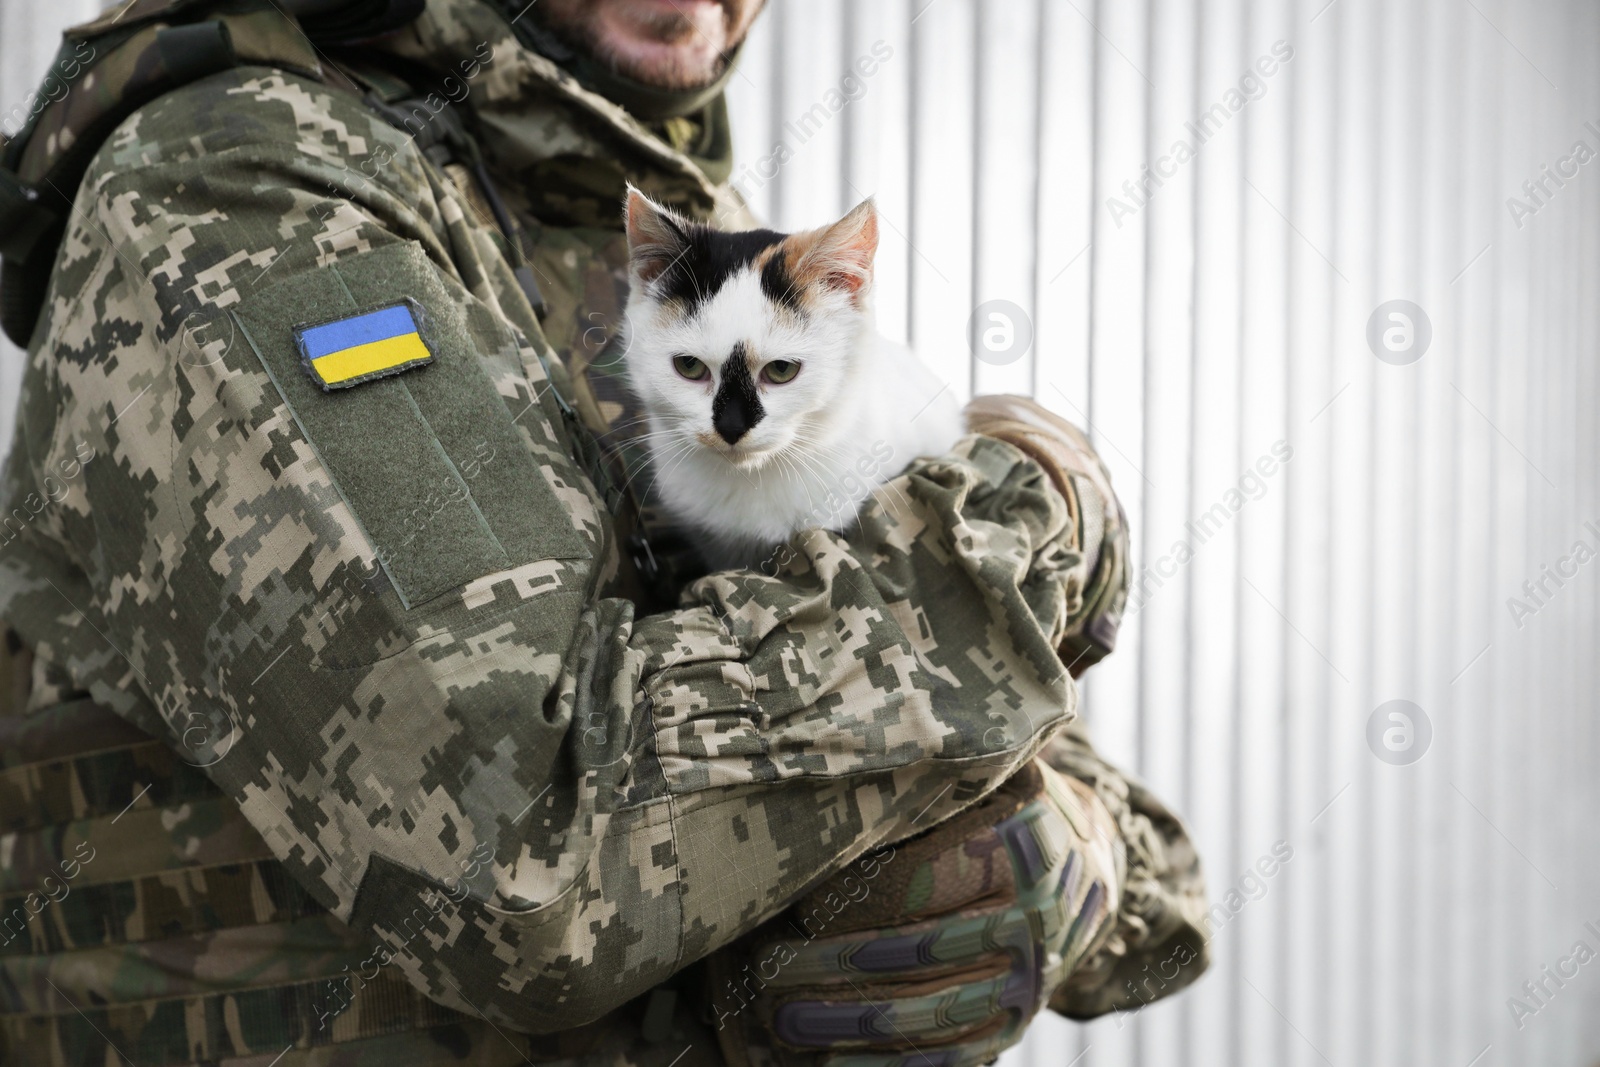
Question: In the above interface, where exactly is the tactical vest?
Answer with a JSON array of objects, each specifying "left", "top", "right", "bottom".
[{"left": 0, "top": 2, "right": 716, "bottom": 1062}]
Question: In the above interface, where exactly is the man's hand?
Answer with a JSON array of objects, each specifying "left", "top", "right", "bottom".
[{"left": 706, "top": 760, "right": 1123, "bottom": 1067}]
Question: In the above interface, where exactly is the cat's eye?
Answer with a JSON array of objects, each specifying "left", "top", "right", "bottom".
[
  {"left": 762, "top": 360, "right": 801, "bottom": 384},
  {"left": 673, "top": 355, "right": 710, "bottom": 381}
]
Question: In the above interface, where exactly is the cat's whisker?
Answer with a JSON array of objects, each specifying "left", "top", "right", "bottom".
[
  {"left": 613, "top": 462, "right": 658, "bottom": 501},
  {"left": 627, "top": 457, "right": 691, "bottom": 509},
  {"left": 643, "top": 439, "right": 710, "bottom": 506},
  {"left": 786, "top": 433, "right": 860, "bottom": 478},
  {"left": 784, "top": 457, "right": 841, "bottom": 528},
  {"left": 778, "top": 447, "right": 842, "bottom": 522},
  {"left": 775, "top": 451, "right": 811, "bottom": 499},
  {"left": 596, "top": 413, "right": 663, "bottom": 438},
  {"left": 874, "top": 479, "right": 914, "bottom": 520},
  {"left": 797, "top": 433, "right": 915, "bottom": 519},
  {"left": 627, "top": 428, "right": 696, "bottom": 448},
  {"left": 616, "top": 435, "right": 697, "bottom": 499}
]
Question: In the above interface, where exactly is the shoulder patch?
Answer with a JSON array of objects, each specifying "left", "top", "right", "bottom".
[{"left": 295, "top": 300, "right": 435, "bottom": 390}]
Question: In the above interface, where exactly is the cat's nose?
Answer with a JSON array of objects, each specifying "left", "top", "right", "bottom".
[
  {"left": 711, "top": 343, "right": 765, "bottom": 445},
  {"left": 714, "top": 408, "right": 753, "bottom": 445}
]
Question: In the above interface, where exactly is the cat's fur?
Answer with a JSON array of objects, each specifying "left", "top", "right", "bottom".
[{"left": 621, "top": 189, "right": 963, "bottom": 571}]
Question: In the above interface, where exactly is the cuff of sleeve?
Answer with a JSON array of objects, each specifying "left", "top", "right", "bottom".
[{"left": 964, "top": 396, "right": 1129, "bottom": 676}]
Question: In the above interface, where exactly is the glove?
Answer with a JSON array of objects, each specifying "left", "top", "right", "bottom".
[
  {"left": 706, "top": 760, "right": 1124, "bottom": 1067},
  {"left": 964, "top": 394, "right": 1129, "bottom": 678}
]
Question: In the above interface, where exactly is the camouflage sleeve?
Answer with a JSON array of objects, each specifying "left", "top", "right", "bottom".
[
  {"left": 0, "top": 69, "right": 1100, "bottom": 1034},
  {"left": 965, "top": 394, "right": 1129, "bottom": 676},
  {"left": 965, "top": 395, "right": 1210, "bottom": 1015}
]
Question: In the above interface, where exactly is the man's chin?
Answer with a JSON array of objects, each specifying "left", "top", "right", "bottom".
[
  {"left": 602, "top": 42, "right": 726, "bottom": 91},
  {"left": 592, "top": 0, "right": 731, "bottom": 89}
]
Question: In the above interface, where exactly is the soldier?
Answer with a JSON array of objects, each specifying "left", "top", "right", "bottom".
[{"left": 0, "top": 1, "right": 1209, "bottom": 1064}]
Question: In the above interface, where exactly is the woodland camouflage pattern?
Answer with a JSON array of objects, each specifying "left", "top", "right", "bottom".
[{"left": 0, "top": 0, "right": 1209, "bottom": 1063}]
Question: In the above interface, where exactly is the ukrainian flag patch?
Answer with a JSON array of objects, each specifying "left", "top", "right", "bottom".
[{"left": 294, "top": 300, "right": 435, "bottom": 390}]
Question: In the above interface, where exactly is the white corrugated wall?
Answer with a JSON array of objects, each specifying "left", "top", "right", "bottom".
[
  {"left": 736, "top": 2, "right": 1600, "bottom": 1065},
  {"left": 3, "top": 1, "right": 1598, "bottom": 1064}
]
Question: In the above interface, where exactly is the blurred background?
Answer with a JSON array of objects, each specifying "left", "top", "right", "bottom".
[{"left": 4, "top": 0, "right": 1598, "bottom": 1065}]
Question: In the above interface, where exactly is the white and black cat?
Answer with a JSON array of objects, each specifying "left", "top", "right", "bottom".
[{"left": 621, "top": 188, "right": 964, "bottom": 570}]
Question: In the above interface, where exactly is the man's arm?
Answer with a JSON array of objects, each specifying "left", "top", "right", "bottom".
[{"left": 0, "top": 68, "right": 1102, "bottom": 1032}]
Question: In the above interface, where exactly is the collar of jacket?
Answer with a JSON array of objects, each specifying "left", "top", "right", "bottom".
[{"left": 368, "top": 0, "right": 737, "bottom": 225}]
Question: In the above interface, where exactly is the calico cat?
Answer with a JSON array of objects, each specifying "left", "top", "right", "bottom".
[{"left": 621, "top": 188, "right": 964, "bottom": 571}]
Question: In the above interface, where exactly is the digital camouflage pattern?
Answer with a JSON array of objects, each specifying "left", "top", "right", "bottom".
[{"left": 0, "top": 1, "right": 1208, "bottom": 1063}]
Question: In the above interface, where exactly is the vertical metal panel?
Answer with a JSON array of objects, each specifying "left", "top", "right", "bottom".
[
  {"left": 725, "top": 4, "right": 776, "bottom": 221},
  {"left": 970, "top": 0, "right": 1040, "bottom": 400},
  {"left": 1324, "top": 1, "right": 1375, "bottom": 1062},
  {"left": 1413, "top": 1, "right": 1458, "bottom": 1064},
  {"left": 907, "top": 0, "right": 977, "bottom": 398},
  {"left": 766, "top": 0, "right": 847, "bottom": 228},
  {"left": 1236, "top": 1, "right": 1294, "bottom": 1063},
  {"left": 842, "top": 0, "right": 913, "bottom": 346},
  {"left": 1573, "top": 6, "right": 1600, "bottom": 1061},
  {"left": 1032, "top": 0, "right": 1097, "bottom": 424},
  {"left": 1488, "top": 0, "right": 1529, "bottom": 1057},
  {"left": 1582, "top": 10, "right": 1600, "bottom": 1059},
  {"left": 1451, "top": 0, "right": 1496, "bottom": 1055},
  {"left": 1133, "top": 0, "right": 1199, "bottom": 1061},
  {"left": 1369, "top": 0, "right": 1417, "bottom": 1060},
  {"left": 1518, "top": 9, "right": 1554, "bottom": 1066},
  {"left": 1183, "top": 0, "right": 1247, "bottom": 1059},
  {"left": 1282, "top": 0, "right": 1337, "bottom": 1059}
]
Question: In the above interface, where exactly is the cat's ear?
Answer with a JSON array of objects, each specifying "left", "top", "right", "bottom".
[
  {"left": 793, "top": 198, "right": 878, "bottom": 300},
  {"left": 625, "top": 185, "right": 689, "bottom": 285}
]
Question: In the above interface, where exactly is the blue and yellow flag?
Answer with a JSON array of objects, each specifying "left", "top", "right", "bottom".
[{"left": 295, "top": 301, "right": 435, "bottom": 390}]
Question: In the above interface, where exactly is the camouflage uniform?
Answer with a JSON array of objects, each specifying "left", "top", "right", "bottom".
[{"left": 0, "top": 1, "right": 1209, "bottom": 1063}]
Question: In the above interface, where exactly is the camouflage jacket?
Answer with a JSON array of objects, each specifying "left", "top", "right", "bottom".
[{"left": 0, "top": 2, "right": 1207, "bottom": 1063}]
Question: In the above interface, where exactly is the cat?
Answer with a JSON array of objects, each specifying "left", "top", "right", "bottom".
[{"left": 620, "top": 188, "right": 965, "bottom": 572}]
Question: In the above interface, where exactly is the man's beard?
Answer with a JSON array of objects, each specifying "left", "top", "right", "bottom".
[{"left": 535, "top": 0, "right": 750, "bottom": 92}]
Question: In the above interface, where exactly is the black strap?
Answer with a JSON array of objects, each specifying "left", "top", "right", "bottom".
[
  {"left": 154, "top": 20, "right": 236, "bottom": 83},
  {"left": 358, "top": 84, "right": 549, "bottom": 318},
  {"left": 288, "top": 0, "right": 427, "bottom": 45},
  {"left": 0, "top": 172, "right": 56, "bottom": 262}
]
